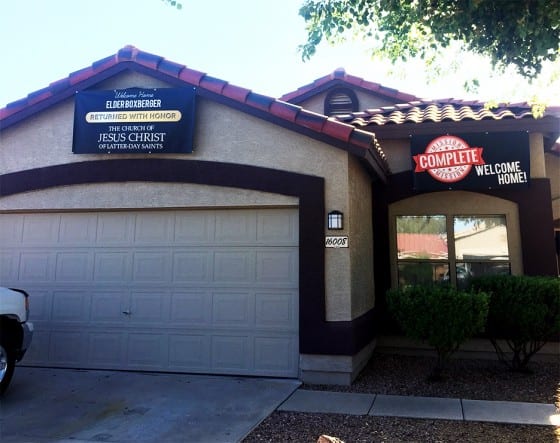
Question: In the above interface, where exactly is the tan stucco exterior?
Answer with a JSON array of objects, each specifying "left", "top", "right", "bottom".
[
  {"left": 348, "top": 155, "right": 375, "bottom": 317},
  {"left": 0, "top": 71, "right": 375, "bottom": 323},
  {"left": 529, "top": 132, "right": 546, "bottom": 178},
  {"left": 288, "top": 89, "right": 402, "bottom": 116}
]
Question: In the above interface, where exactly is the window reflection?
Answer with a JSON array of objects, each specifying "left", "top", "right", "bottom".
[
  {"left": 398, "top": 262, "right": 449, "bottom": 287},
  {"left": 454, "top": 216, "right": 509, "bottom": 260},
  {"left": 395, "top": 214, "right": 510, "bottom": 288},
  {"left": 396, "top": 216, "right": 447, "bottom": 260}
]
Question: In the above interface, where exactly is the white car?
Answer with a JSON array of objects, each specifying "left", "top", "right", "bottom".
[{"left": 0, "top": 287, "right": 34, "bottom": 394}]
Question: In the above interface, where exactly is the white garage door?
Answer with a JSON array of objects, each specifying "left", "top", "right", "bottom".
[{"left": 0, "top": 208, "right": 299, "bottom": 377}]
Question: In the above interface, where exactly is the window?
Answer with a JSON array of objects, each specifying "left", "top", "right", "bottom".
[
  {"left": 324, "top": 88, "right": 359, "bottom": 116},
  {"left": 396, "top": 214, "right": 510, "bottom": 288}
]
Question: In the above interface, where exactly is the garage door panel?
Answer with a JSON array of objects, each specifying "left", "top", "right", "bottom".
[
  {"left": 94, "top": 251, "right": 131, "bottom": 281},
  {"left": 169, "top": 334, "right": 211, "bottom": 369},
  {"left": 172, "top": 251, "right": 211, "bottom": 282},
  {"left": 256, "top": 250, "right": 298, "bottom": 284},
  {"left": 0, "top": 251, "right": 19, "bottom": 281},
  {"left": 174, "top": 212, "right": 214, "bottom": 244},
  {"left": 134, "top": 212, "right": 173, "bottom": 244},
  {"left": 55, "top": 252, "right": 92, "bottom": 282},
  {"left": 215, "top": 211, "right": 257, "bottom": 243},
  {"left": 52, "top": 290, "right": 91, "bottom": 323},
  {"left": 132, "top": 251, "right": 171, "bottom": 282},
  {"left": 0, "top": 214, "right": 23, "bottom": 246},
  {"left": 127, "top": 333, "right": 168, "bottom": 369},
  {"left": 255, "top": 336, "right": 298, "bottom": 373},
  {"left": 59, "top": 214, "right": 97, "bottom": 244},
  {"left": 96, "top": 213, "right": 134, "bottom": 245},
  {"left": 212, "top": 335, "right": 250, "bottom": 371},
  {"left": 255, "top": 292, "right": 297, "bottom": 328},
  {"left": 212, "top": 291, "right": 251, "bottom": 326},
  {"left": 22, "top": 214, "right": 60, "bottom": 245},
  {"left": 90, "top": 291, "right": 129, "bottom": 323},
  {"left": 213, "top": 250, "right": 253, "bottom": 282},
  {"left": 89, "top": 332, "right": 125, "bottom": 367},
  {"left": 128, "top": 291, "right": 170, "bottom": 324},
  {"left": 170, "top": 291, "right": 210, "bottom": 324},
  {"left": 2, "top": 208, "right": 299, "bottom": 377},
  {"left": 257, "top": 210, "right": 299, "bottom": 244},
  {"left": 49, "top": 331, "right": 87, "bottom": 365},
  {"left": 19, "top": 251, "right": 54, "bottom": 281}
]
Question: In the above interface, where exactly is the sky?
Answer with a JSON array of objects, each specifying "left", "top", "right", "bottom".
[{"left": 1, "top": 0, "right": 558, "bottom": 108}]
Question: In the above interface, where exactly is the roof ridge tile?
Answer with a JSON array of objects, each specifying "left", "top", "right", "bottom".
[
  {"left": 279, "top": 69, "right": 419, "bottom": 103},
  {"left": 269, "top": 100, "right": 300, "bottom": 123},
  {"left": 295, "top": 108, "right": 328, "bottom": 132},
  {"left": 245, "top": 91, "right": 275, "bottom": 112},
  {"left": 199, "top": 75, "right": 228, "bottom": 95}
]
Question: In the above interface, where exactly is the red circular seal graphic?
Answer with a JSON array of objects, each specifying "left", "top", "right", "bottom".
[{"left": 413, "top": 135, "right": 486, "bottom": 183}]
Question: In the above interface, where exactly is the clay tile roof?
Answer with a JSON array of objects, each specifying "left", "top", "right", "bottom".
[
  {"left": 339, "top": 99, "right": 559, "bottom": 127},
  {"left": 280, "top": 68, "right": 419, "bottom": 104},
  {"left": 397, "top": 233, "right": 448, "bottom": 258},
  {"left": 0, "top": 46, "right": 390, "bottom": 181}
]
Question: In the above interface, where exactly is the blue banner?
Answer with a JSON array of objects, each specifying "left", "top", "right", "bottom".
[{"left": 73, "top": 87, "right": 196, "bottom": 154}]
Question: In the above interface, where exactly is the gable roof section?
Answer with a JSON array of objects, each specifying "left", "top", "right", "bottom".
[
  {"left": 280, "top": 68, "right": 419, "bottom": 105},
  {"left": 0, "top": 46, "right": 390, "bottom": 181},
  {"left": 280, "top": 68, "right": 560, "bottom": 150}
]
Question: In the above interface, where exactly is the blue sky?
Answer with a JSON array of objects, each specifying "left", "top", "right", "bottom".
[{"left": 1, "top": 0, "right": 557, "bottom": 107}]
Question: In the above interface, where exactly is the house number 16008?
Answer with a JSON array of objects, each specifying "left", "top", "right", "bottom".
[{"left": 325, "top": 236, "right": 349, "bottom": 248}]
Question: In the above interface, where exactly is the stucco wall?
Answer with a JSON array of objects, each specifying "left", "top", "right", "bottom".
[
  {"left": 0, "top": 183, "right": 298, "bottom": 210},
  {"left": 0, "top": 71, "right": 367, "bottom": 322},
  {"left": 379, "top": 139, "right": 410, "bottom": 173},
  {"left": 348, "top": 155, "right": 375, "bottom": 318},
  {"left": 323, "top": 154, "right": 375, "bottom": 321},
  {"left": 291, "top": 89, "right": 398, "bottom": 116},
  {"left": 529, "top": 133, "right": 546, "bottom": 178}
]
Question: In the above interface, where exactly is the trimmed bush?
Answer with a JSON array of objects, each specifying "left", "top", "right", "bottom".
[
  {"left": 387, "top": 285, "right": 489, "bottom": 379},
  {"left": 470, "top": 275, "right": 560, "bottom": 371}
]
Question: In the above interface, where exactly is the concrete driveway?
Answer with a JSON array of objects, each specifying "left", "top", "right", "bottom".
[{"left": 0, "top": 367, "right": 300, "bottom": 443}]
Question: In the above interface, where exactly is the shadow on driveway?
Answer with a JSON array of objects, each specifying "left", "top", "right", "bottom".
[{"left": 0, "top": 367, "right": 300, "bottom": 443}]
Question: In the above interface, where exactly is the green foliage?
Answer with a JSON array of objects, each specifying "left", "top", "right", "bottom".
[
  {"left": 470, "top": 275, "right": 560, "bottom": 371},
  {"left": 161, "top": 0, "right": 182, "bottom": 10},
  {"left": 387, "top": 284, "right": 489, "bottom": 378},
  {"left": 396, "top": 215, "right": 446, "bottom": 234},
  {"left": 299, "top": 0, "right": 560, "bottom": 79}
]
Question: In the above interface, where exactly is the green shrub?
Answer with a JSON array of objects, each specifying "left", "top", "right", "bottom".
[
  {"left": 387, "top": 284, "right": 489, "bottom": 379},
  {"left": 470, "top": 275, "right": 560, "bottom": 371}
]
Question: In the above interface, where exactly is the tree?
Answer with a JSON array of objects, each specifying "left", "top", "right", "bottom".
[
  {"left": 299, "top": 0, "right": 560, "bottom": 80},
  {"left": 162, "top": 0, "right": 182, "bottom": 10}
]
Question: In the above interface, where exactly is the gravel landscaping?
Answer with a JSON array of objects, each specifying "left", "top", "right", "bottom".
[{"left": 243, "top": 352, "right": 560, "bottom": 442}]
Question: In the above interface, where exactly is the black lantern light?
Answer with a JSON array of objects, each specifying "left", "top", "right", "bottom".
[{"left": 327, "top": 210, "right": 343, "bottom": 230}]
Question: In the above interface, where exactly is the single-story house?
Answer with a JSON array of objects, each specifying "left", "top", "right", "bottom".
[{"left": 1, "top": 47, "right": 558, "bottom": 384}]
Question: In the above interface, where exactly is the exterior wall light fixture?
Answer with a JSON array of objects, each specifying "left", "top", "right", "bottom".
[{"left": 327, "top": 210, "right": 343, "bottom": 230}]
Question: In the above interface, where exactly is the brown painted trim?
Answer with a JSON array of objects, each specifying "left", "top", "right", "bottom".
[{"left": 0, "top": 159, "right": 375, "bottom": 355}]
